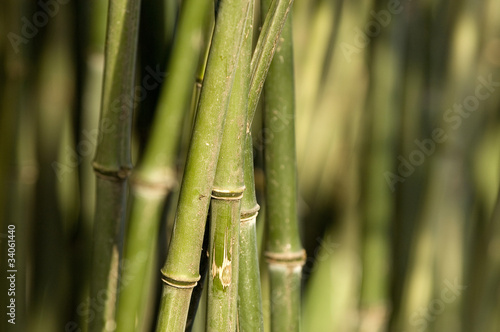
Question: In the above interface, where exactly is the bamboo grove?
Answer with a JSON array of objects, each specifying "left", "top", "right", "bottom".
[{"left": 1, "top": 0, "right": 500, "bottom": 331}]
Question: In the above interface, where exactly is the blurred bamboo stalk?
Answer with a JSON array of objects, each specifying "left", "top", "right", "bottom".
[
  {"left": 262, "top": 4, "right": 305, "bottom": 331},
  {"left": 357, "top": 0, "right": 398, "bottom": 329},
  {"left": 461, "top": 1, "right": 500, "bottom": 331},
  {"left": 0, "top": 3, "right": 35, "bottom": 332},
  {"left": 387, "top": 1, "right": 427, "bottom": 330},
  {"left": 115, "top": 0, "right": 211, "bottom": 330},
  {"left": 89, "top": 0, "right": 141, "bottom": 330},
  {"left": 28, "top": 3, "right": 79, "bottom": 330},
  {"left": 299, "top": 0, "right": 370, "bottom": 330},
  {"left": 135, "top": 0, "right": 172, "bottom": 151}
]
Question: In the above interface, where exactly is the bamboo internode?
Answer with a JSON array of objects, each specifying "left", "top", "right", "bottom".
[
  {"left": 265, "top": 250, "right": 307, "bottom": 265},
  {"left": 262, "top": 1, "right": 304, "bottom": 330},
  {"left": 89, "top": 0, "right": 141, "bottom": 331}
]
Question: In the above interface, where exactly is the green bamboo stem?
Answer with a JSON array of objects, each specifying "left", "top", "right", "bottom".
[
  {"left": 114, "top": 192, "right": 162, "bottom": 331},
  {"left": 179, "top": 9, "right": 214, "bottom": 187},
  {"left": 184, "top": 15, "right": 215, "bottom": 332},
  {"left": 357, "top": 1, "right": 396, "bottom": 325},
  {"left": 247, "top": 0, "right": 295, "bottom": 128},
  {"left": 185, "top": 219, "right": 210, "bottom": 332},
  {"left": 261, "top": 5, "right": 305, "bottom": 331},
  {"left": 115, "top": 0, "right": 211, "bottom": 330},
  {"left": 237, "top": 134, "right": 265, "bottom": 332},
  {"left": 155, "top": 0, "right": 251, "bottom": 330},
  {"left": 89, "top": 0, "right": 141, "bottom": 330},
  {"left": 205, "top": 2, "right": 253, "bottom": 330},
  {"left": 236, "top": 1, "right": 297, "bottom": 326},
  {"left": 206, "top": 195, "right": 243, "bottom": 331}
]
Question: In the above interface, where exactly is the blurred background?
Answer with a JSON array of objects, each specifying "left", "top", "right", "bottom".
[{"left": 1, "top": 0, "right": 500, "bottom": 331}]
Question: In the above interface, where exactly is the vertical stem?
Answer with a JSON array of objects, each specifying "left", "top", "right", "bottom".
[
  {"left": 184, "top": 15, "right": 215, "bottom": 332},
  {"left": 155, "top": 0, "right": 250, "bottom": 330},
  {"left": 237, "top": 134, "right": 265, "bottom": 332},
  {"left": 236, "top": 1, "right": 296, "bottom": 328},
  {"left": 248, "top": 0, "right": 295, "bottom": 126},
  {"left": 206, "top": 196, "right": 242, "bottom": 331},
  {"left": 89, "top": 0, "right": 141, "bottom": 330},
  {"left": 115, "top": 0, "right": 211, "bottom": 330},
  {"left": 262, "top": 4, "right": 305, "bottom": 331},
  {"left": 185, "top": 217, "right": 210, "bottom": 332},
  {"left": 0, "top": 3, "right": 34, "bottom": 332},
  {"left": 358, "top": 1, "right": 397, "bottom": 326},
  {"left": 206, "top": 2, "right": 253, "bottom": 330}
]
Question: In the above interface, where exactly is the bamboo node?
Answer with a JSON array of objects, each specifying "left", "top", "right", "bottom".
[
  {"left": 160, "top": 272, "right": 200, "bottom": 289},
  {"left": 92, "top": 161, "right": 132, "bottom": 181},
  {"left": 240, "top": 204, "right": 260, "bottom": 220},
  {"left": 265, "top": 250, "right": 306, "bottom": 266},
  {"left": 211, "top": 186, "right": 246, "bottom": 200},
  {"left": 195, "top": 77, "right": 203, "bottom": 88},
  {"left": 131, "top": 174, "right": 177, "bottom": 197},
  {"left": 240, "top": 211, "right": 258, "bottom": 223}
]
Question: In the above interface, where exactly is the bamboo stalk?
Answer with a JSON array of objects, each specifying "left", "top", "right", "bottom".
[
  {"left": 0, "top": 4, "right": 33, "bottom": 332},
  {"left": 115, "top": 0, "right": 211, "bottom": 330},
  {"left": 247, "top": 0, "right": 295, "bottom": 127},
  {"left": 237, "top": 134, "right": 265, "bottom": 332},
  {"left": 155, "top": 0, "right": 251, "bottom": 330},
  {"left": 184, "top": 15, "right": 215, "bottom": 332},
  {"left": 89, "top": 0, "right": 141, "bottom": 330},
  {"left": 206, "top": 194, "right": 243, "bottom": 332},
  {"left": 357, "top": 2, "right": 397, "bottom": 327},
  {"left": 185, "top": 218, "right": 210, "bottom": 332},
  {"left": 235, "top": 2, "right": 298, "bottom": 328},
  {"left": 205, "top": 2, "right": 253, "bottom": 330},
  {"left": 261, "top": 4, "right": 305, "bottom": 331}
]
